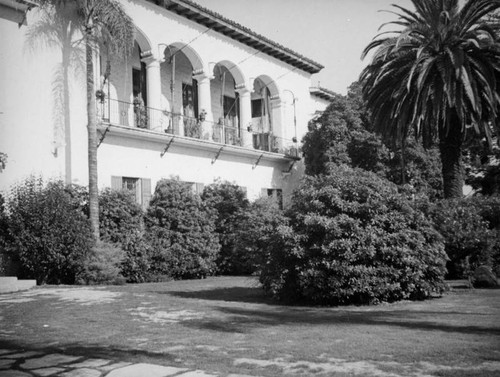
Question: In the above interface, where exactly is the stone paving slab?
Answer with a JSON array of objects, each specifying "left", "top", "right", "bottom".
[
  {"left": 21, "top": 353, "right": 82, "bottom": 369},
  {"left": 70, "top": 358, "right": 110, "bottom": 368},
  {"left": 60, "top": 367, "right": 102, "bottom": 377},
  {"left": 32, "top": 366, "right": 66, "bottom": 376},
  {"left": 0, "top": 371, "right": 32, "bottom": 376},
  {"left": 1, "top": 349, "right": 266, "bottom": 377},
  {"left": 178, "top": 370, "right": 218, "bottom": 376},
  {"left": 106, "top": 363, "right": 188, "bottom": 377},
  {"left": 3, "top": 351, "right": 43, "bottom": 359},
  {"left": 99, "top": 361, "right": 132, "bottom": 372}
]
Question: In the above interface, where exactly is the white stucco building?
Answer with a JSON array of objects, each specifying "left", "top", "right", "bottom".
[{"left": 0, "top": 0, "right": 333, "bottom": 207}]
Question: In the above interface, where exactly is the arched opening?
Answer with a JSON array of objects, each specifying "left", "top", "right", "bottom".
[
  {"left": 251, "top": 75, "right": 280, "bottom": 152},
  {"left": 160, "top": 43, "right": 204, "bottom": 136},
  {"left": 99, "top": 27, "right": 152, "bottom": 128},
  {"left": 210, "top": 62, "right": 242, "bottom": 145}
]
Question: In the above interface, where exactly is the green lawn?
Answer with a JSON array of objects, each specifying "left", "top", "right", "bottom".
[{"left": 1, "top": 277, "right": 499, "bottom": 376}]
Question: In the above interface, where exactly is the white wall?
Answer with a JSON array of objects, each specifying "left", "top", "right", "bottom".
[{"left": 0, "top": 0, "right": 328, "bottom": 204}]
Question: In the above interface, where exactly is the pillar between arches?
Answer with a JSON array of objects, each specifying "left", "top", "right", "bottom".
[
  {"left": 193, "top": 71, "right": 214, "bottom": 140},
  {"left": 235, "top": 85, "right": 253, "bottom": 148}
]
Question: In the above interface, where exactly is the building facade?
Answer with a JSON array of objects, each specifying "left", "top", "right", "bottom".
[{"left": 0, "top": 0, "right": 331, "bottom": 207}]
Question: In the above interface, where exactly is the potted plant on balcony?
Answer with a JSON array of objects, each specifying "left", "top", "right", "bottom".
[
  {"left": 95, "top": 89, "right": 106, "bottom": 103},
  {"left": 198, "top": 109, "right": 207, "bottom": 122}
]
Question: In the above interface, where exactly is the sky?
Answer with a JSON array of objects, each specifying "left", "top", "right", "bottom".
[{"left": 193, "top": 0, "right": 413, "bottom": 94}]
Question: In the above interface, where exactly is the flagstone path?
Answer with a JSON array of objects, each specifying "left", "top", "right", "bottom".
[{"left": 0, "top": 348, "right": 258, "bottom": 377}]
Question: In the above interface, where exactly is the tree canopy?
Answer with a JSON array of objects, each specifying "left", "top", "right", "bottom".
[{"left": 360, "top": 0, "right": 500, "bottom": 198}]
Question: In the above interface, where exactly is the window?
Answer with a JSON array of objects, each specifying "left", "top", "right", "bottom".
[
  {"left": 111, "top": 176, "right": 151, "bottom": 209},
  {"left": 132, "top": 63, "right": 147, "bottom": 106},
  {"left": 262, "top": 188, "right": 283, "bottom": 209},
  {"left": 184, "top": 181, "right": 205, "bottom": 196},
  {"left": 182, "top": 82, "right": 198, "bottom": 118},
  {"left": 251, "top": 99, "right": 264, "bottom": 118}
]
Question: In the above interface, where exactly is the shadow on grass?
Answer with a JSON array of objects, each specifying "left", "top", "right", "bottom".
[
  {"left": 180, "top": 302, "right": 500, "bottom": 336},
  {"left": 166, "top": 286, "right": 274, "bottom": 305}
]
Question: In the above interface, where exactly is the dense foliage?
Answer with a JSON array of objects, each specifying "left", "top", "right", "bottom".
[
  {"left": 0, "top": 194, "right": 13, "bottom": 275},
  {"left": 98, "top": 188, "right": 143, "bottom": 244},
  {"left": 5, "top": 178, "right": 94, "bottom": 284},
  {"left": 76, "top": 241, "right": 125, "bottom": 285},
  {"left": 201, "top": 181, "right": 249, "bottom": 275},
  {"left": 260, "top": 165, "right": 447, "bottom": 305},
  {"left": 145, "top": 179, "right": 220, "bottom": 279},
  {"left": 428, "top": 197, "right": 500, "bottom": 278},
  {"left": 229, "top": 198, "right": 289, "bottom": 275},
  {"left": 302, "top": 84, "right": 443, "bottom": 198}
]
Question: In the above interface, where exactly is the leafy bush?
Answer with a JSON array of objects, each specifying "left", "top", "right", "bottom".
[
  {"left": 201, "top": 181, "right": 249, "bottom": 274},
  {"left": 0, "top": 193, "right": 16, "bottom": 276},
  {"left": 99, "top": 188, "right": 143, "bottom": 244},
  {"left": 145, "top": 179, "right": 220, "bottom": 279},
  {"left": 120, "top": 231, "right": 155, "bottom": 283},
  {"left": 429, "top": 197, "right": 500, "bottom": 279},
  {"left": 229, "top": 198, "right": 289, "bottom": 275},
  {"left": 6, "top": 178, "right": 93, "bottom": 284},
  {"left": 260, "top": 165, "right": 447, "bottom": 305},
  {"left": 76, "top": 241, "right": 125, "bottom": 285}
]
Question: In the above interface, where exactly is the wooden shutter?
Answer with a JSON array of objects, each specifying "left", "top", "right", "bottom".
[
  {"left": 141, "top": 178, "right": 152, "bottom": 209},
  {"left": 111, "top": 176, "right": 122, "bottom": 190},
  {"left": 195, "top": 182, "right": 205, "bottom": 195}
]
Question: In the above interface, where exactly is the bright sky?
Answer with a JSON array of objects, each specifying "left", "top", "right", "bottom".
[{"left": 193, "top": 0, "right": 413, "bottom": 94}]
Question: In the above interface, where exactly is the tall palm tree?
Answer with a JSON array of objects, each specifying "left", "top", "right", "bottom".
[
  {"left": 38, "top": 0, "right": 135, "bottom": 239},
  {"left": 360, "top": 0, "right": 500, "bottom": 198}
]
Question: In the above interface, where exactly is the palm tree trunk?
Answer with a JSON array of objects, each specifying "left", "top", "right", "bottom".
[
  {"left": 62, "top": 47, "right": 72, "bottom": 185},
  {"left": 439, "top": 122, "right": 464, "bottom": 198},
  {"left": 86, "top": 37, "right": 99, "bottom": 240}
]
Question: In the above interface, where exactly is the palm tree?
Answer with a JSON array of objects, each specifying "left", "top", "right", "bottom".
[
  {"left": 360, "top": 0, "right": 500, "bottom": 198},
  {"left": 38, "top": 0, "right": 135, "bottom": 239}
]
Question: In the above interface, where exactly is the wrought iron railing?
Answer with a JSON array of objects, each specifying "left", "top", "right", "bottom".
[{"left": 97, "top": 98, "right": 300, "bottom": 157}]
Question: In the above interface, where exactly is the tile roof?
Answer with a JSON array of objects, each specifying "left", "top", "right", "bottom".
[{"left": 147, "top": 0, "right": 324, "bottom": 74}]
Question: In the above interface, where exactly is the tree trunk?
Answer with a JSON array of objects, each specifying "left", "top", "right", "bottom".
[
  {"left": 439, "top": 123, "right": 464, "bottom": 199},
  {"left": 86, "top": 38, "right": 99, "bottom": 240},
  {"left": 62, "top": 47, "right": 72, "bottom": 185}
]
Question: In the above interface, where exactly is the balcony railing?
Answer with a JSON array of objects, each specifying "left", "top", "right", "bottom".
[{"left": 97, "top": 98, "right": 300, "bottom": 158}]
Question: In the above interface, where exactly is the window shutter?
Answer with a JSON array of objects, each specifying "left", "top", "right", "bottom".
[
  {"left": 141, "top": 178, "right": 152, "bottom": 209},
  {"left": 195, "top": 182, "right": 205, "bottom": 195},
  {"left": 111, "top": 176, "right": 122, "bottom": 190}
]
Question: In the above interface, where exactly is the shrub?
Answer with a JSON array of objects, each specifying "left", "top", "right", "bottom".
[
  {"left": 120, "top": 231, "right": 155, "bottom": 283},
  {"left": 201, "top": 181, "right": 249, "bottom": 274},
  {"left": 260, "top": 165, "right": 447, "bottom": 305},
  {"left": 145, "top": 179, "right": 220, "bottom": 279},
  {"left": 230, "top": 198, "right": 289, "bottom": 275},
  {"left": 99, "top": 188, "right": 143, "bottom": 244},
  {"left": 0, "top": 193, "right": 16, "bottom": 276},
  {"left": 76, "top": 241, "right": 125, "bottom": 285},
  {"left": 6, "top": 178, "right": 93, "bottom": 284},
  {"left": 429, "top": 197, "right": 500, "bottom": 279}
]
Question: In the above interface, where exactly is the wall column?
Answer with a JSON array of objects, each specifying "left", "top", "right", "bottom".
[
  {"left": 142, "top": 53, "right": 162, "bottom": 131},
  {"left": 235, "top": 85, "right": 253, "bottom": 148},
  {"left": 193, "top": 71, "right": 214, "bottom": 140},
  {"left": 270, "top": 95, "right": 283, "bottom": 153}
]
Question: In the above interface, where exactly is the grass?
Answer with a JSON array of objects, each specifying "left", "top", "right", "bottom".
[{"left": 1, "top": 276, "right": 499, "bottom": 376}]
